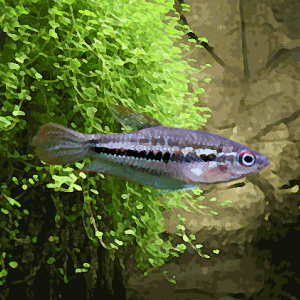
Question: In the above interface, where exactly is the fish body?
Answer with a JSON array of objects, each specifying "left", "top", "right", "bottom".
[{"left": 31, "top": 105, "right": 270, "bottom": 192}]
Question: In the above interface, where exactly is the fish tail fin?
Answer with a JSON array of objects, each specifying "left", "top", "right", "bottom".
[{"left": 30, "top": 123, "right": 91, "bottom": 165}]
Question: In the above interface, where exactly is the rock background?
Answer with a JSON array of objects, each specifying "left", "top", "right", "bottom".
[{"left": 126, "top": 0, "right": 300, "bottom": 299}]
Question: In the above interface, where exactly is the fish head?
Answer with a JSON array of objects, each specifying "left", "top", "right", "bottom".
[
  {"left": 181, "top": 141, "right": 270, "bottom": 185},
  {"left": 212, "top": 144, "right": 270, "bottom": 183}
]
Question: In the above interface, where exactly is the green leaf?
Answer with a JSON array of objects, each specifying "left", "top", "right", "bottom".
[
  {"left": 8, "top": 63, "right": 20, "bottom": 70},
  {"left": 4, "top": 194, "right": 21, "bottom": 207},
  {"left": 115, "top": 239, "right": 123, "bottom": 246},
  {"left": 12, "top": 110, "right": 25, "bottom": 116},
  {"left": 176, "top": 224, "right": 185, "bottom": 231},
  {"left": 79, "top": 172, "right": 86, "bottom": 179},
  {"left": 0, "top": 270, "right": 8, "bottom": 277},
  {"left": 136, "top": 203, "right": 143, "bottom": 209},
  {"left": 195, "top": 88, "right": 205, "bottom": 94},
  {"left": 78, "top": 9, "right": 97, "bottom": 17},
  {"left": 189, "top": 234, "right": 196, "bottom": 240},
  {"left": 110, "top": 243, "right": 118, "bottom": 249},
  {"left": 49, "top": 20, "right": 60, "bottom": 29},
  {"left": 0, "top": 117, "right": 12, "bottom": 126},
  {"left": 176, "top": 244, "right": 186, "bottom": 251},
  {"left": 182, "top": 234, "right": 189, "bottom": 242},
  {"left": 95, "top": 231, "right": 103, "bottom": 237},
  {"left": 49, "top": 28, "right": 58, "bottom": 39},
  {"left": 90, "top": 189, "right": 98, "bottom": 194},
  {"left": 124, "top": 229, "right": 135, "bottom": 236},
  {"left": 58, "top": 268, "right": 64, "bottom": 275},
  {"left": 47, "top": 257, "right": 56, "bottom": 264},
  {"left": 9, "top": 261, "right": 18, "bottom": 268}
]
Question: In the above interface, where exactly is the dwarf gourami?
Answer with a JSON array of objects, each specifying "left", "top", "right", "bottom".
[{"left": 31, "top": 105, "right": 269, "bottom": 192}]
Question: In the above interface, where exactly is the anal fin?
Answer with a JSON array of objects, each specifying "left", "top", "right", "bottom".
[{"left": 74, "top": 159, "right": 195, "bottom": 192}]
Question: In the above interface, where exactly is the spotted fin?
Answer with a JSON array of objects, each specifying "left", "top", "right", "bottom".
[{"left": 108, "top": 104, "right": 163, "bottom": 131}]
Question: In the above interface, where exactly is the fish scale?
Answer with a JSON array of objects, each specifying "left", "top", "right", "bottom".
[{"left": 30, "top": 105, "right": 270, "bottom": 192}]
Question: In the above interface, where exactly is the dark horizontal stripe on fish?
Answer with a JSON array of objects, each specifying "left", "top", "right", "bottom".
[
  {"left": 90, "top": 146, "right": 171, "bottom": 163},
  {"left": 171, "top": 151, "right": 216, "bottom": 163},
  {"left": 90, "top": 146, "right": 217, "bottom": 164}
]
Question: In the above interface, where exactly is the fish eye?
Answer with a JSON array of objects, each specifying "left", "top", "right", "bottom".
[{"left": 239, "top": 151, "right": 256, "bottom": 167}]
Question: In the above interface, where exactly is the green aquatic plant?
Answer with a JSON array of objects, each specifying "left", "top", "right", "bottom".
[{"left": 0, "top": 0, "right": 210, "bottom": 295}]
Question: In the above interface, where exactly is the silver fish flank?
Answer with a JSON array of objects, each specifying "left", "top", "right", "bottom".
[{"left": 30, "top": 105, "right": 270, "bottom": 192}]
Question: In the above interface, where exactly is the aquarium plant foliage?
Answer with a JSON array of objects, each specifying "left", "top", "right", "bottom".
[{"left": 0, "top": 0, "right": 210, "bottom": 291}]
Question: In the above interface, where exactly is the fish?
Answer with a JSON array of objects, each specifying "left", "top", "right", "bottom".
[{"left": 30, "top": 105, "right": 270, "bottom": 192}]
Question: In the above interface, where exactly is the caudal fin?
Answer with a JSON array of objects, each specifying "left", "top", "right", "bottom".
[{"left": 30, "top": 123, "right": 91, "bottom": 165}]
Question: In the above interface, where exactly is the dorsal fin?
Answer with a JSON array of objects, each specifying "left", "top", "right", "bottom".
[{"left": 109, "top": 104, "right": 163, "bottom": 131}]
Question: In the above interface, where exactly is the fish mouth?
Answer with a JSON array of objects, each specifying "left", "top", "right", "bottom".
[
  {"left": 254, "top": 157, "right": 270, "bottom": 171},
  {"left": 260, "top": 159, "right": 270, "bottom": 170}
]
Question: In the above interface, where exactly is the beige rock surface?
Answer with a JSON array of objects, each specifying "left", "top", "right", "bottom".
[{"left": 126, "top": 0, "right": 300, "bottom": 299}]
